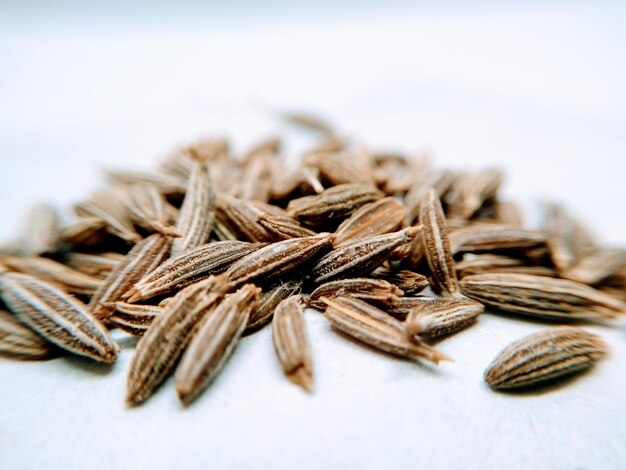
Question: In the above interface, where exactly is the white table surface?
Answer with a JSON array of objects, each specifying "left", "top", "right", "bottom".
[{"left": 1, "top": 2, "right": 625, "bottom": 469}]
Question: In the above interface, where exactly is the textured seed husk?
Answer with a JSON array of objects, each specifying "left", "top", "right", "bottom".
[
  {"left": 287, "top": 184, "right": 384, "bottom": 227},
  {"left": 109, "top": 302, "right": 162, "bottom": 336},
  {"left": 420, "top": 189, "right": 460, "bottom": 296},
  {"left": 494, "top": 201, "right": 524, "bottom": 227},
  {"left": 216, "top": 194, "right": 274, "bottom": 243},
  {"left": 404, "top": 168, "right": 457, "bottom": 226},
  {"left": 449, "top": 224, "right": 546, "bottom": 255},
  {"left": 321, "top": 296, "right": 449, "bottom": 364},
  {"left": 484, "top": 327, "right": 606, "bottom": 389},
  {"left": 89, "top": 234, "right": 171, "bottom": 320},
  {"left": 105, "top": 168, "right": 187, "bottom": 195},
  {"left": 175, "top": 284, "right": 260, "bottom": 405},
  {"left": 226, "top": 233, "right": 331, "bottom": 286},
  {"left": 332, "top": 197, "right": 406, "bottom": 247},
  {"left": 311, "top": 227, "right": 421, "bottom": 284},
  {"left": 65, "top": 252, "right": 125, "bottom": 279},
  {"left": 281, "top": 111, "right": 334, "bottom": 134},
  {"left": 0, "top": 273, "right": 118, "bottom": 362},
  {"left": 125, "top": 184, "right": 180, "bottom": 237},
  {"left": 272, "top": 295, "right": 313, "bottom": 391},
  {"left": 308, "top": 278, "right": 403, "bottom": 311},
  {"left": 455, "top": 254, "right": 558, "bottom": 278},
  {"left": 446, "top": 168, "right": 503, "bottom": 220},
  {"left": 370, "top": 267, "right": 429, "bottom": 295},
  {"left": 126, "top": 276, "right": 228, "bottom": 405},
  {"left": 171, "top": 159, "right": 216, "bottom": 257},
  {"left": 0, "top": 308, "right": 54, "bottom": 360},
  {"left": 562, "top": 248, "right": 626, "bottom": 285},
  {"left": 245, "top": 279, "right": 302, "bottom": 334},
  {"left": 129, "top": 240, "right": 265, "bottom": 301},
  {"left": 460, "top": 273, "right": 626, "bottom": 321},
  {"left": 256, "top": 213, "right": 317, "bottom": 240},
  {"left": 237, "top": 149, "right": 274, "bottom": 203},
  {"left": 405, "top": 298, "right": 484, "bottom": 339}
]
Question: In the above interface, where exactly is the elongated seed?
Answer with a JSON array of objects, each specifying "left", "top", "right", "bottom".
[
  {"left": 175, "top": 284, "right": 259, "bottom": 405},
  {"left": 420, "top": 189, "right": 459, "bottom": 296},
  {"left": 0, "top": 273, "right": 118, "bottom": 362},
  {"left": 272, "top": 295, "right": 313, "bottom": 391},
  {"left": 321, "top": 296, "right": 449, "bottom": 364},
  {"left": 370, "top": 267, "right": 429, "bottom": 295},
  {"left": 484, "top": 327, "right": 606, "bottom": 389},
  {"left": 0, "top": 309, "right": 54, "bottom": 360},
  {"left": 109, "top": 302, "right": 162, "bottom": 336},
  {"left": 308, "top": 278, "right": 403, "bottom": 311},
  {"left": 245, "top": 279, "right": 302, "bottom": 333},
  {"left": 311, "top": 227, "right": 421, "bottom": 284},
  {"left": 405, "top": 298, "right": 483, "bottom": 339}
]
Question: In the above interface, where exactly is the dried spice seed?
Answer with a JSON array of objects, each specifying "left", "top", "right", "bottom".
[
  {"left": 271, "top": 295, "right": 313, "bottom": 391},
  {"left": 245, "top": 279, "right": 302, "bottom": 334},
  {"left": 0, "top": 273, "right": 118, "bottom": 363},
  {"left": 109, "top": 302, "right": 162, "bottom": 336},
  {"left": 311, "top": 227, "right": 420, "bottom": 284},
  {"left": 0, "top": 309, "right": 54, "bottom": 360},
  {"left": 370, "top": 267, "right": 429, "bottom": 295},
  {"left": 484, "top": 327, "right": 606, "bottom": 390},
  {"left": 460, "top": 273, "right": 626, "bottom": 321},
  {"left": 420, "top": 189, "right": 460, "bottom": 296},
  {"left": 308, "top": 278, "right": 403, "bottom": 311},
  {"left": 322, "top": 296, "right": 450, "bottom": 364},
  {"left": 175, "top": 284, "right": 260, "bottom": 405}
]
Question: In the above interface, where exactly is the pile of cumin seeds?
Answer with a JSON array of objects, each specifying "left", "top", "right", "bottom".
[{"left": 0, "top": 114, "right": 624, "bottom": 405}]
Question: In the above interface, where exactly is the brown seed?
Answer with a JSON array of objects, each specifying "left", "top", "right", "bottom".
[
  {"left": 405, "top": 298, "right": 483, "bottom": 340},
  {"left": 171, "top": 159, "right": 216, "bottom": 257},
  {"left": 562, "top": 248, "right": 626, "bottom": 285},
  {"left": 175, "top": 284, "right": 260, "bottom": 405},
  {"left": 308, "top": 278, "right": 403, "bottom": 311},
  {"left": 455, "top": 254, "right": 558, "bottom": 278},
  {"left": 332, "top": 197, "right": 406, "bottom": 247},
  {"left": 484, "top": 327, "right": 606, "bottom": 390},
  {"left": 303, "top": 151, "right": 376, "bottom": 186},
  {"left": 245, "top": 279, "right": 302, "bottom": 334},
  {"left": 89, "top": 234, "right": 171, "bottom": 321},
  {"left": 19, "top": 203, "right": 60, "bottom": 255},
  {"left": 287, "top": 183, "right": 384, "bottom": 227},
  {"left": 124, "top": 184, "right": 181, "bottom": 237},
  {"left": 75, "top": 189, "right": 141, "bottom": 243},
  {"left": 384, "top": 296, "right": 439, "bottom": 318},
  {"left": 226, "top": 233, "right": 331, "bottom": 286},
  {"left": 272, "top": 295, "right": 313, "bottom": 391},
  {"left": 0, "top": 273, "right": 118, "bottom": 362},
  {"left": 460, "top": 273, "right": 626, "bottom": 321},
  {"left": 321, "top": 296, "right": 450, "bottom": 364},
  {"left": 256, "top": 213, "right": 317, "bottom": 241},
  {"left": 0, "top": 308, "right": 54, "bottom": 360},
  {"left": 216, "top": 193, "right": 274, "bottom": 243},
  {"left": 126, "top": 276, "right": 227, "bottom": 406},
  {"left": 420, "top": 189, "right": 460, "bottom": 296},
  {"left": 129, "top": 240, "right": 265, "bottom": 301},
  {"left": 65, "top": 252, "right": 125, "bottom": 279},
  {"left": 449, "top": 224, "right": 546, "bottom": 255},
  {"left": 311, "top": 227, "right": 421, "bottom": 284}
]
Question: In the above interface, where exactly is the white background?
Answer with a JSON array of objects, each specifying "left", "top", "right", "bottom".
[{"left": 1, "top": 2, "right": 625, "bottom": 469}]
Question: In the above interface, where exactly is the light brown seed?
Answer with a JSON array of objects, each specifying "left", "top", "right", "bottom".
[
  {"left": 460, "top": 273, "right": 626, "bottom": 321},
  {"left": 280, "top": 111, "right": 333, "bottom": 134},
  {"left": 226, "top": 233, "right": 331, "bottom": 286},
  {"left": 0, "top": 308, "right": 54, "bottom": 360},
  {"left": 256, "top": 213, "right": 317, "bottom": 240},
  {"left": 449, "top": 224, "right": 546, "bottom": 255},
  {"left": 455, "top": 254, "right": 558, "bottom": 278},
  {"left": 216, "top": 193, "right": 274, "bottom": 243},
  {"left": 494, "top": 201, "right": 524, "bottom": 227},
  {"left": 1, "top": 256, "right": 103, "bottom": 296},
  {"left": 321, "top": 296, "right": 450, "bottom": 364},
  {"left": 370, "top": 267, "right": 429, "bottom": 295},
  {"left": 446, "top": 168, "right": 503, "bottom": 220},
  {"left": 0, "top": 273, "right": 118, "bottom": 362},
  {"left": 89, "top": 234, "right": 171, "bottom": 320},
  {"left": 308, "top": 278, "right": 403, "bottom": 311},
  {"left": 272, "top": 295, "right": 313, "bottom": 391},
  {"left": 405, "top": 298, "right": 483, "bottom": 340},
  {"left": 105, "top": 168, "right": 187, "bottom": 195},
  {"left": 126, "top": 276, "right": 227, "bottom": 405},
  {"left": 245, "top": 279, "right": 302, "bottom": 333},
  {"left": 332, "top": 197, "right": 406, "bottom": 247},
  {"left": 75, "top": 189, "right": 141, "bottom": 243},
  {"left": 484, "top": 327, "right": 606, "bottom": 389},
  {"left": 287, "top": 184, "right": 384, "bottom": 227},
  {"left": 129, "top": 240, "right": 265, "bottom": 302},
  {"left": 303, "top": 151, "right": 376, "bottom": 186},
  {"left": 385, "top": 296, "right": 441, "bottom": 318},
  {"left": 60, "top": 217, "right": 110, "bottom": 248},
  {"left": 171, "top": 159, "right": 216, "bottom": 257},
  {"left": 237, "top": 148, "right": 274, "bottom": 202},
  {"left": 20, "top": 203, "right": 60, "bottom": 255},
  {"left": 420, "top": 189, "right": 460, "bottom": 296},
  {"left": 311, "top": 227, "right": 421, "bottom": 284},
  {"left": 109, "top": 302, "right": 162, "bottom": 336},
  {"left": 175, "top": 284, "right": 260, "bottom": 405}
]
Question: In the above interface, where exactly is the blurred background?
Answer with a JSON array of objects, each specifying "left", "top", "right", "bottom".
[{"left": 1, "top": 1, "right": 625, "bottom": 243}]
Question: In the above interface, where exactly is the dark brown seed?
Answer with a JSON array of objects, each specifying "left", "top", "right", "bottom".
[
  {"left": 245, "top": 279, "right": 302, "bottom": 334},
  {"left": 308, "top": 278, "right": 403, "bottom": 311}
]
